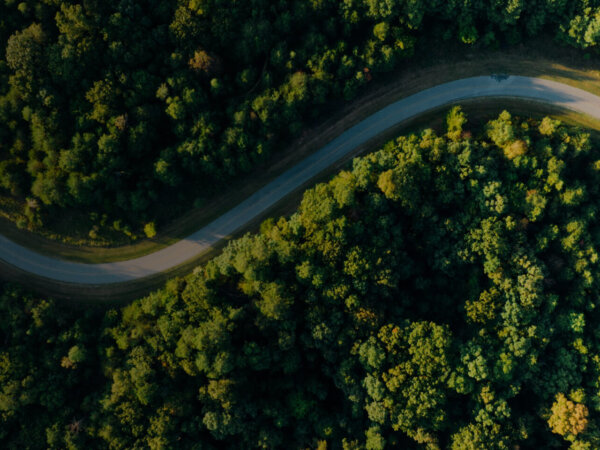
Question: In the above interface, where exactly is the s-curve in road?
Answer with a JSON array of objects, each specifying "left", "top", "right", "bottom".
[{"left": 3, "top": 75, "right": 600, "bottom": 285}]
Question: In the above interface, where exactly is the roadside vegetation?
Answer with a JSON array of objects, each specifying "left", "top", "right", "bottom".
[
  {"left": 3, "top": 111, "right": 600, "bottom": 448},
  {"left": 4, "top": 1, "right": 600, "bottom": 245}
]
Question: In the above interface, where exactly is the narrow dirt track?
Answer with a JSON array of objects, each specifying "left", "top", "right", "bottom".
[{"left": 2, "top": 75, "right": 599, "bottom": 285}]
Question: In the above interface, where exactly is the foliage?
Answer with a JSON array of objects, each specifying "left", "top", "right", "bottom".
[
  {"left": 4, "top": 112, "right": 600, "bottom": 448},
  {"left": 2, "top": 0, "right": 600, "bottom": 239},
  {"left": 548, "top": 393, "right": 589, "bottom": 439}
]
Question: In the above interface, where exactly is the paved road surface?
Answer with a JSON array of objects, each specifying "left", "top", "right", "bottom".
[{"left": 3, "top": 75, "right": 600, "bottom": 284}]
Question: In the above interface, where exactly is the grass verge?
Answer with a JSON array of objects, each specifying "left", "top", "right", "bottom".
[
  {"left": 4, "top": 37, "right": 600, "bottom": 263},
  {"left": 3, "top": 37, "right": 600, "bottom": 299},
  {"left": 3, "top": 98, "right": 600, "bottom": 301}
]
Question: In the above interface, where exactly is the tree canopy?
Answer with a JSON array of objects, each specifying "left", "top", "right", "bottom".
[
  {"left": 3, "top": 111, "right": 600, "bottom": 448},
  {"left": 2, "top": 0, "right": 600, "bottom": 239}
]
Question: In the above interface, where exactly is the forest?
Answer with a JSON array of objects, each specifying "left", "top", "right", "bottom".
[
  {"left": 3, "top": 0, "right": 600, "bottom": 238},
  {"left": 3, "top": 111, "right": 600, "bottom": 448}
]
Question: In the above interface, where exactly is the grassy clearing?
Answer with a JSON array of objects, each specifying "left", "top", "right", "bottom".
[{"left": 3, "top": 36, "right": 600, "bottom": 268}]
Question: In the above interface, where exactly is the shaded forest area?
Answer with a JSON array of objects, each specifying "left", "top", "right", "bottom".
[
  {"left": 3, "top": 111, "right": 600, "bottom": 448},
  {"left": 2, "top": 0, "right": 600, "bottom": 239}
]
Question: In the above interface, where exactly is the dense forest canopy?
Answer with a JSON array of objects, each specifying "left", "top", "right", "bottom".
[
  {"left": 3, "top": 0, "right": 600, "bottom": 238},
  {"left": 3, "top": 111, "right": 600, "bottom": 448}
]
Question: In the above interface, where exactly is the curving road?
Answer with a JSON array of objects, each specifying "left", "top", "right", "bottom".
[{"left": 2, "top": 75, "right": 600, "bottom": 285}]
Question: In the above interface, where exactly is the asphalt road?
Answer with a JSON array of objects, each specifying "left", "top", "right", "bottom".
[{"left": 3, "top": 75, "right": 600, "bottom": 285}]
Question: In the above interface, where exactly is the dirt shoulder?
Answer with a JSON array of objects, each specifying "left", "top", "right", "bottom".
[{"left": 2, "top": 36, "right": 600, "bottom": 265}]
